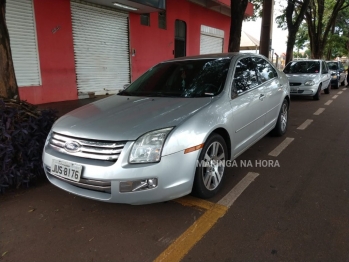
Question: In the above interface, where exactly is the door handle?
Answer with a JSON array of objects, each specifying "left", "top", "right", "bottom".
[{"left": 259, "top": 94, "right": 265, "bottom": 101}]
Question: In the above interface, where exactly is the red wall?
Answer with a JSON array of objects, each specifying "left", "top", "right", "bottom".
[
  {"left": 19, "top": 0, "right": 252, "bottom": 104},
  {"left": 129, "top": 0, "right": 231, "bottom": 81},
  {"left": 217, "top": 0, "right": 254, "bottom": 17},
  {"left": 19, "top": 0, "right": 77, "bottom": 104}
]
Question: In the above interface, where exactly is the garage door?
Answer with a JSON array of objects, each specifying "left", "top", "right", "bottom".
[
  {"left": 6, "top": 0, "right": 41, "bottom": 86},
  {"left": 200, "top": 25, "right": 224, "bottom": 55},
  {"left": 71, "top": 1, "right": 130, "bottom": 96}
]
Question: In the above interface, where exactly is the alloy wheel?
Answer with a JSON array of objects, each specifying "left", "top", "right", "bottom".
[
  {"left": 201, "top": 141, "right": 225, "bottom": 191},
  {"left": 280, "top": 103, "right": 288, "bottom": 132}
]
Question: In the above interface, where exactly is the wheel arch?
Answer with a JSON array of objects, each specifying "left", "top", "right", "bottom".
[
  {"left": 211, "top": 127, "right": 231, "bottom": 160},
  {"left": 284, "top": 95, "right": 290, "bottom": 108}
]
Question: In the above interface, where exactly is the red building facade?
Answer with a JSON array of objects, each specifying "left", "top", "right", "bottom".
[{"left": 6, "top": 0, "right": 253, "bottom": 104}]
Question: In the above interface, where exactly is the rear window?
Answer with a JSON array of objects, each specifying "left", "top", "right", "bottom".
[{"left": 284, "top": 61, "right": 320, "bottom": 74}]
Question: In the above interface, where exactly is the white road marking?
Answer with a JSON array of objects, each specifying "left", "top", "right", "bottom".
[
  {"left": 218, "top": 172, "right": 259, "bottom": 208},
  {"left": 337, "top": 91, "right": 343, "bottom": 94},
  {"left": 332, "top": 95, "right": 338, "bottom": 99},
  {"left": 314, "top": 108, "right": 325, "bottom": 115},
  {"left": 324, "top": 100, "right": 333, "bottom": 106},
  {"left": 343, "top": 88, "right": 347, "bottom": 91},
  {"left": 297, "top": 119, "right": 313, "bottom": 130},
  {"left": 268, "top": 137, "right": 294, "bottom": 157}
]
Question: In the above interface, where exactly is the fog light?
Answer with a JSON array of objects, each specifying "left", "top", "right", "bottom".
[{"left": 120, "top": 178, "right": 158, "bottom": 192}]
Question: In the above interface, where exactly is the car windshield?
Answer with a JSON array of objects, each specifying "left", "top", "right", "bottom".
[
  {"left": 327, "top": 62, "right": 338, "bottom": 70},
  {"left": 283, "top": 61, "right": 320, "bottom": 74},
  {"left": 118, "top": 58, "right": 231, "bottom": 98}
]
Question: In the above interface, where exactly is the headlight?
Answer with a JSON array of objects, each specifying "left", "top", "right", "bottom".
[
  {"left": 129, "top": 127, "right": 173, "bottom": 163},
  {"left": 304, "top": 80, "right": 315, "bottom": 86}
]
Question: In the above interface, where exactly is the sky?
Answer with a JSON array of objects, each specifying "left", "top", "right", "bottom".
[{"left": 241, "top": 4, "right": 289, "bottom": 56}]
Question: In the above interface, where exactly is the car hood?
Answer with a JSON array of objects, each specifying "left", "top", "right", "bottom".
[
  {"left": 52, "top": 95, "right": 212, "bottom": 141},
  {"left": 285, "top": 73, "right": 320, "bottom": 83}
]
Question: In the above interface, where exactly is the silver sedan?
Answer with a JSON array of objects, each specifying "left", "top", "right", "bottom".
[{"left": 42, "top": 53, "right": 290, "bottom": 204}]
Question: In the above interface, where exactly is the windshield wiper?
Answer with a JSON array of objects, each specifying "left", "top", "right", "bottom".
[{"left": 143, "top": 92, "right": 181, "bottom": 97}]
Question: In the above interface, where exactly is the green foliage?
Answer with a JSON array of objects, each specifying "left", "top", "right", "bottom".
[
  {"left": 322, "top": 2, "right": 349, "bottom": 59},
  {"left": 245, "top": 0, "right": 264, "bottom": 21},
  {"left": 295, "top": 23, "right": 309, "bottom": 51}
]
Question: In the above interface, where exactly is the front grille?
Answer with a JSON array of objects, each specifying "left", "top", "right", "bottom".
[
  {"left": 45, "top": 166, "right": 111, "bottom": 193},
  {"left": 290, "top": 82, "right": 301, "bottom": 86},
  {"left": 49, "top": 132, "right": 126, "bottom": 162}
]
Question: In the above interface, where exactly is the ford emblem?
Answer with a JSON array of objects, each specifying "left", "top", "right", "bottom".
[{"left": 64, "top": 141, "right": 81, "bottom": 153}]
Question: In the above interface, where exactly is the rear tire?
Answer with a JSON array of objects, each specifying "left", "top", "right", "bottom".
[
  {"left": 324, "top": 82, "right": 331, "bottom": 94},
  {"left": 272, "top": 99, "right": 288, "bottom": 137},
  {"left": 192, "top": 134, "right": 228, "bottom": 199},
  {"left": 313, "top": 85, "right": 321, "bottom": 100}
]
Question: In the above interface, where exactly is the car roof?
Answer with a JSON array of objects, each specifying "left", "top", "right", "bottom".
[
  {"left": 162, "top": 52, "right": 268, "bottom": 63},
  {"left": 289, "top": 59, "right": 322, "bottom": 62}
]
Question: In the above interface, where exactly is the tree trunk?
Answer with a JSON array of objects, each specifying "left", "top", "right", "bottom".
[
  {"left": 228, "top": 0, "right": 248, "bottom": 52},
  {"left": 306, "top": 0, "right": 345, "bottom": 59},
  {"left": 311, "top": 45, "right": 323, "bottom": 59},
  {"left": 326, "top": 22, "right": 336, "bottom": 60},
  {"left": 285, "top": 29, "right": 297, "bottom": 65},
  {"left": 0, "top": 0, "right": 19, "bottom": 100},
  {"left": 284, "top": 0, "right": 311, "bottom": 65}
]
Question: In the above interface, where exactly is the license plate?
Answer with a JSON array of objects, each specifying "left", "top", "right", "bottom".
[
  {"left": 51, "top": 159, "right": 82, "bottom": 182},
  {"left": 291, "top": 87, "right": 298, "bottom": 92}
]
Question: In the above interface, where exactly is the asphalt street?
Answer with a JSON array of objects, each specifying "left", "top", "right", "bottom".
[{"left": 1, "top": 87, "right": 348, "bottom": 262}]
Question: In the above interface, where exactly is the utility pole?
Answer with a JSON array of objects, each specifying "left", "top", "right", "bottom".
[{"left": 259, "top": 0, "right": 274, "bottom": 59}]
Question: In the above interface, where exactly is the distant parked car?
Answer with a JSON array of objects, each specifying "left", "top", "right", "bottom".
[
  {"left": 283, "top": 60, "right": 331, "bottom": 100},
  {"left": 326, "top": 60, "right": 346, "bottom": 88},
  {"left": 42, "top": 53, "right": 290, "bottom": 204}
]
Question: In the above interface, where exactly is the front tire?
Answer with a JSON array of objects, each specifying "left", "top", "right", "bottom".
[
  {"left": 272, "top": 99, "right": 288, "bottom": 137},
  {"left": 324, "top": 82, "right": 331, "bottom": 94},
  {"left": 192, "top": 134, "right": 228, "bottom": 199},
  {"left": 313, "top": 85, "right": 321, "bottom": 100}
]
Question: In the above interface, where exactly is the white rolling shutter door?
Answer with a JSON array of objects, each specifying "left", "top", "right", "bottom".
[
  {"left": 70, "top": 1, "right": 130, "bottom": 96},
  {"left": 200, "top": 35, "right": 223, "bottom": 54},
  {"left": 6, "top": 0, "right": 41, "bottom": 86},
  {"left": 200, "top": 25, "right": 224, "bottom": 55}
]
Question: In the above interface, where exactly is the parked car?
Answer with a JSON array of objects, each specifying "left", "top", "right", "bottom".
[
  {"left": 283, "top": 60, "right": 331, "bottom": 100},
  {"left": 42, "top": 53, "right": 290, "bottom": 204},
  {"left": 326, "top": 60, "right": 346, "bottom": 88}
]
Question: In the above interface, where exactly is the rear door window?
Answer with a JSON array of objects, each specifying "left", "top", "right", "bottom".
[{"left": 252, "top": 56, "right": 278, "bottom": 83}]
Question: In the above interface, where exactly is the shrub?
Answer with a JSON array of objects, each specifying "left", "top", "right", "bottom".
[{"left": 0, "top": 98, "right": 57, "bottom": 193}]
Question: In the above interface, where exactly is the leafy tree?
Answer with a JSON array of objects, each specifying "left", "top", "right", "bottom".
[
  {"left": 228, "top": 0, "right": 249, "bottom": 52},
  {"left": 228, "top": 0, "right": 263, "bottom": 52},
  {"left": 305, "top": 0, "right": 349, "bottom": 58},
  {"left": 0, "top": 0, "right": 19, "bottom": 100},
  {"left": 295, "top": 23, "right": 309, "bottom": 53},
  {"left": 276, "top": 0, "right": 311, "bottom": 65},
  {"left": 324, "top": 7, "right": 349, "bottom": 59}
]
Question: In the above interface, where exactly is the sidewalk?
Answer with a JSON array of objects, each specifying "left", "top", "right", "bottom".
[{"left": 37, "top": 95, "right": 109, "bottom": 117}]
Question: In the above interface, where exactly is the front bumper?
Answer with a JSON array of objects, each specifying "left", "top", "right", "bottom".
[
  {"left": 290, "top": 84, "right": 318, "bottom": 96},
  {"left": 42, "top": 142, "right": 200, "bottom": 204},
  {"left": 330, "top": 78, "right": 339, "bottom": 86}
]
